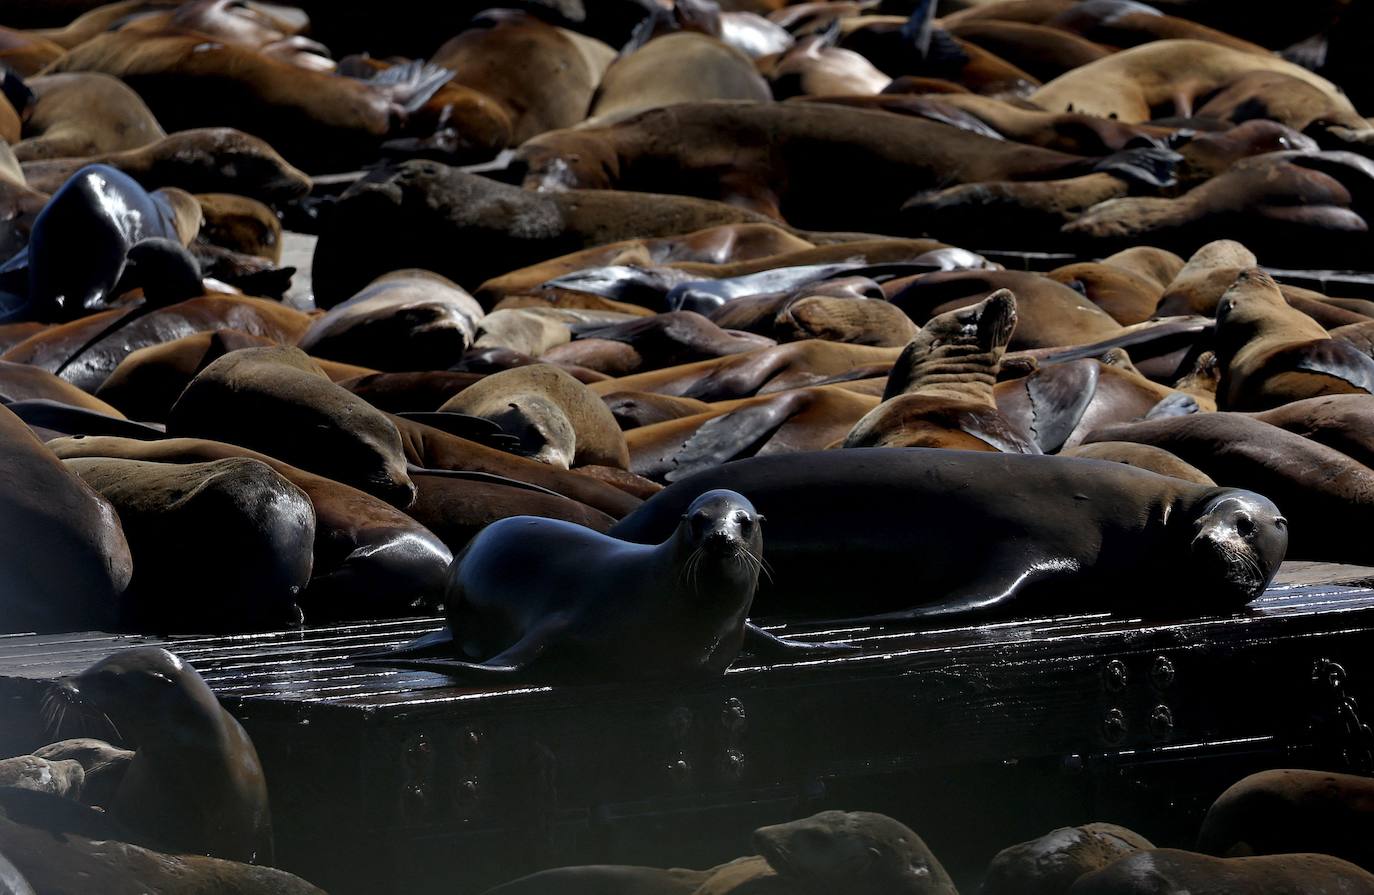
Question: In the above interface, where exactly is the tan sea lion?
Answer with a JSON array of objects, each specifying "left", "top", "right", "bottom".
[
  {"left": 1156, "top": 240, "right": 1254, "bottom": 317},
  {"left": 844, "top": 291, "right": 1033, "bottom": 452},
  {"left": 590, "top": 32, "right": 771, "bottom": 124},
  {"left": 14, "top": 73, "right": 165, "bottom": 162},
  {"left": 166, "top": 345, "right": 417, "bottom": 507},
  {"left": 337, "top": 370, "right": 483, "bottom": 413},
  {"left": 194, "top": 193, "right": 281, "bottom": 262},
  {"left": 602, "top": 390, "right": 716, "bottom": 430},
  {"left": 0, "top": 27, "right": 65, "bottom": 76},
  {"left": 1062, "top": 442, "right": 1216, "bottom": 485},
  {"left": 439, "top": 364, "right": 630, "bottom": 470},
  {"left": 0, "top": 403, "right": 131, "bottom": 634},
  {"left": 1069, "top": 849, "right": 1374, "bottom": 894},
  {"left": 767, "top": 37, "right": 893, "bottom": 97},
  {"left": 1214, "top": 269, "right": 1374, "bottom": 410},
  {"left": 1196, "top": 71, "right": 1371, "bottom": 137},
  {"left": 65, "top": 457, "right": 315, "bottom": 633},
  {"left": 944, "top": 18, "right": 1111, "bottom": 81},
  {"left": 1046, "top": 261, "right": 1166, "bottom": 325}
]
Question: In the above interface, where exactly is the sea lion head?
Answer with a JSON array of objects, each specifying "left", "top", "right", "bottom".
[
  {"left": 679, "top": 489, "right": 763, "bottom": 557},
  {"left": 752, "top": 810, "right": 957, "bottom": 895},
  {"left": 491, "top": 394, "right": 577, "bottom": 468},
  {"left": 1188, "top": 490, "right": 1288, "bottom": 606},
  {"left": 49, "top": 648, "right": 219, "bottom": 749},
  {"left": 1213, "top": 267, "right": 1290, "bottom": 358},
  {"left": 516, "top": 131, "right": 619, "bottom": 192},
  {"left": 884, "top": 288, "right": 1017, "bottom": 401}
]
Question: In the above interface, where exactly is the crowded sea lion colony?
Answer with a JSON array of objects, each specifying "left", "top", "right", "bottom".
[{"left": 4, "top": 0, "right": 1374, "bottom": 891}]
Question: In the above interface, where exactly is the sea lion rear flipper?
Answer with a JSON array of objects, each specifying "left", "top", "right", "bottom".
[
  {"left": 1092, "top": 147, "right": 1182, "bottom": 189},
  {"left": 742, "top": 623, "right": 857, "bottom": 660}
]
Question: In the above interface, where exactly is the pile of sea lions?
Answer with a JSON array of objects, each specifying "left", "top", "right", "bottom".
[{"left": 5, "top": 0, "right": 1374, "bottom": 890}]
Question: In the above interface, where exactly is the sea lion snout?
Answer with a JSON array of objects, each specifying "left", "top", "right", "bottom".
[{"left": 682, "top": 489, "right": 760, "bottom": 552}]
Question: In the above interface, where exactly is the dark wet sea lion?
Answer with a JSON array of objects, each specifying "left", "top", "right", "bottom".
[
  {"left": 0, "top": 403, "right": 131, "bottom": 634},
  {"left": 49, "top": 647, "right": 273, "bottom": 863},
  {"left": 166, "top": 346, "right": 417, "bottom": 507},
  {"left": 7, "top": 399, "right": 164, "bottom": 441},
  {"left": 439, "top": 364, "right": 629, "bottom": 470},
  {"left": 64, "top": 457, "right": 315, "bottom": 633},
  {"left": 1084, "top": 413, "right": 1374, "bottom": 565},
  {"left": 1198, "top": 769, "right": 1374, "bottom": 871},
  {"left": 364, "top": 490, "right": 830, "bottom": 680},
  {"left": 611, "top": 449, "right": 1287, "bottom": 623},
  {"left": 844, "top": 291, "right": 1032, "bottom": 452},
  {"left": 1069, "top": 849, "right": 1374, "bottom": 894},
  {"left": 887, "top": 270, "right": 1123, "bottom": 351},
  {"left": 983, "top": 823, "right": 1154, "bottom": 895},
  {"left": 515, "top": 101, "right": 1179, "bottom": 231},
  {"left": 1248, "top": 396, "right": 1374, "bottom": 470},
  {"left": 14, "top": 73, "right": 164, "bottom": 161},
  {"left": 1061, "top": 442, "right": 1216, "bottom": 485},
  {"left": 590, "top": 32, "right": 770, "bottom": 123},
  {"left": 49, "top": 435, "right": 453, "bottom": 622},
  {"left": 1214, "top": 269, "right": 1374, "bottom": 410}
]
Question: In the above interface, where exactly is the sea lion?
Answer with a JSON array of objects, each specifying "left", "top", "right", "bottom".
[
  {"left": 363, "top": 489, "right": 830, "bottom": 680},
  {"left": 298, "top": 269, "right": 484, "bottom": 371},
  {"left": 945, "top": 19, "right": 1111, "bottom": 81},
  {"left": 983, "top": 823, "right": 1155, "bottom": 895},
  {"left": 48, "top": 435, "right": 453, "bottom": 623},
  {"left": 439, "top": 364, "right": 629, "bottom": 470},
  {"left": 767, "top": 37, "right": 893, "bottom": 97},
  {"left": 1084, "top": 412, "right": 1374, "bottom": 564},
  {"left": 1046, "top": 1, "right": 1269, "bottom": 52},
  {"left": 472, "top": 308, "right": 573, "bottom": 357},
  {"left": 0, "top": 27, "right": 65, "bottom": 76},
  {"left": 6, "top": 399, "right": 164, "bottom": 441},
  {"left": 13, "top": 73, "right": 165, "bottom": 162},
  {"left": 0, "top": 403, "right": 131, "bottom": 634},
  {"left": 1214, "top": 268, "right": 1374, "bottom": 410},
  {"left": 610, "top": 449, "right": 1287, "bottom": 622},
  {"left": 1156, "top": 240, "right": 1254, "bottom": 317},
  {"left": 1047, "top": 261, "right": 1166, "bottom": 326},
  {"left": 0, "top": 359, "right": 122, "bottom": 414},
  {"left": 1061, "top": 443, "right": 1216, "bottom": 485},
  {"left": 1196, "top": 71, "right": 1371, "bottom": 139},
  {"left": 844, "top": 291, "right": 1033, "bottom": 452},
  {"left": 166, "top": 345, "right": 417, "bottom": 507},
  {"left": 0, "top": 756, "right": 84, "bottom": 800},
  {"left": 1069, "top": 849, "right": 1374, "bottom": 894},
  {"left": 603, "top": 390, "right": 716, "bottom": 430},
  {"left": 48, "top": 647, "right": 273, "bottom": 863},
  {"left": 590, "top": 32, "right": 771, "bottom": 124},
  {"left": 514, "top": 101, "right": 1178, "bottom": 231},
  {"left": 63, "top": 457, "right": 315, "bottom": 633},
  {"left": 1249, "top": 395, "right": 1374, "bottom": 470},
  {"left": 887, "top": 270, "right": 1123, "bottom": 351},
  {"left": 0, "top": 164, "right": 200, "bottom": 324},
  {"left": 837, "top": 14, "right": 1041, "bottom": 96},
  {"left": 1030, "top": 40, "right": 1353, "bottom": 122},
  {"left": 566, "top": 311, "right": 776, "bottom": 370},
  {"left": 19, "top": 128, "right": 312, "bottom": 204},
  {"left": 194, "top": 193, "right": 281, "bottom": 263},
  {"left": 312, "top": 162, "right": 815, "bottom": 306},
  {"left": 1198, "top": 769, "right": 1374, "bottom": 871},
  {"left": 337, "top": 370, "right": 484, "bottom": 413},
  {"left": 30, "top": 738, "right": 132, "bottom": 809}
]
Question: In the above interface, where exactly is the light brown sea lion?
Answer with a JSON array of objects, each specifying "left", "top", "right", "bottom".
[
  {"left": 1030, "top": 40, "right": 1353, "bottom": 122},
  {"left": 1103, "top": 246, "right": 1185, "bottom": 290},
  {"left": 1282, "top": 285, "right": 1374, "bottom": 330},
  {"left": 766, "top": 36, "right": 893, "bottom": 97},
  {"left": 563, "top": 310, "right": 776, "bottom": 371},
  {"left": 602, "top": 390, "right": 715, "bottom": 430},
  {"left": 30, "top": 738, "right": 132, "bottom": 808},
  {"left": 312, "top": 162, "right": 829, "bottom": 306},
  {"left": 626, "top": 385, "right": 878, "bottom": 481},
  {"left": 1046, "top": 261, "right": 1165, "bottom": 325},
  {"left": 1156, "top": 240, "right": 1253, "bottom": 317},
  {"left": 0, "top": 403, "right": 131, "bottom": 634},
  {"left": 0, "top": 27, "right": 65, "bottom": 76},
  {"left": 1061, "top": 442, "right": 1216, "bottom": 485},
  {"left": 49, "top": 434, "right": 453, "bottom": 622},
  {"left": 589, "top": 340, "right": 902, "bottom": 402},
  {"left": 983, "top": 823, "right": 1154, "bottom": 895},
  {"left": 1214, "top": 269, "right": 1374, "bottom": 410},
  {"left": 707, "top": 277, "right": 916, "bottom": 347},
  {"left": 0, "top": 756, "right": 84, "bottom": 799},
  {"left": 439, "top": 364, "right": 630, "bottom": 470},
  {"left": 515, "top": 101, "right": 1178, "bottom": 231},
  {"left": 166, "top": 345, "right": 417, "bottom": 507},
  {"left": 1069, "top": 849, "right": 1374, "bottom": 894},
  {"left": 945, "top": 18, "right": 1111, "bottom": 81},
  {"left": 540, "top": 339, "right": 645, "bottom": 377},
  {"left": 590, "top": 32, "right": 771, "bottom": 124},
  {"left": 386, "top": 414, "right": 640, "bottom": 518},
  {"left": 844, "top": 291, "right": 1032, "bottom": 452},
  {"left": 1046, "top": 2, "right": 1269, "bottom": 53},
  {"left": 1198, "top": 769, "right": 1374, "bottom": 872},
  {"left": 472, "top": 308, "right": 573, "bottom": 357},
  {"left": 887, "top": 269, "right": 1123, "bottom": 350},
  {"left": 19, "top": 127, "right": 311, "bottom": 203},
  {"left": 1196, "top": 71, "right": 1370, "bottom": 136},
  {"left": 65, "top": 456, "right": 315, "bottom": 633},
  {"left": 838, "top": 16, "right": 1041, "bottom": 96},
  {"left": 298, "top": 269, "right": 484, "bottom": 371},
  {"left": 194, "top": 193, "right": 280, "bottom": 262},
  {"left": 48, "top": 647, "right": 273, "bottom": 864},
  {"left": 14, "top": 73, "right": 165, "bottom": 162}
]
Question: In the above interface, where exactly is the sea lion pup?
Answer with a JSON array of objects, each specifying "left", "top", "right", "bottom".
[
  {"left": 886, "top": 270, "right": 1122, "bottom": 351},
  {"left": 166, "top": 346, "right": 417, "bottom": 508},
  {"left": 1197, "top": 769, "right": 1374, "bottom": 871},
  {"left": 298, "top": 270, "right": 484, "bottom": 371},
  {"left": 63, "top": 457, "right": 315, "bottom": 633},
  {"left": 843, "top": 290, "right": 1034, "bottom": 452},
  {"left": 13, "top": 73, "right": 164, "bottom": 161},
  {"left": 48, "top": 434, "right": 453, "bottom": 622},
  {"left": 0, "top": 403, "right": 131, "bottom": 634},
  {"left": 611, "top": 449, "right": 1287, "bottom": 622},
  {"left": 0, "top": 756, "right": 84, "bottom": 799},
  {"left": 48, "top": 647, "right": 273, "bottom": 864},
  {"left": 361, "top": 490, "right": 836, "bottom": 681},
  {"left": 1029, "top": 40, "right": 1352, "bottom": 122},
  {"left": 1068, "top": 849, "right": 1374, "bottom": 894},
  {"left": 438, "top": 364, "right": 630, "bottom": 470},
  {"left": 514, "top": 101, "right": 1178, "bottom": 231},
  {"left": 1214, "top": 268, "right": 1374, "bottom": 410},
  {"left": 31, "top": 738, "right": 133, "bottom": 809},
  {"left": 18, "top": 127, "right": 312, "bottom": 204},
  {"left": 1061, "top": 443, "right": 1216, "bottom": 485},
  {"left": 589, "top": 32, "right": 771, "bottom": 124},
  {"left": 983, "top": 823, "right": 1154, "bottom": 895}
]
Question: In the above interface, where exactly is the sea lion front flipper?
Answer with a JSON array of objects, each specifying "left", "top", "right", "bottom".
[
  {"left": 664, "top": 394, "right": 806, "bottom": 483},
  {"left": 1285, "top": 340, "right": 1374, "bottom": 395},
  {"left": 742, "top": 623, "right": 857, "bottom": 660},
  {"left": 1022, "top": 360, "right": 1099, "bottom": 453},
  {"left": 354, "top": 628, "right": 456, "bottom": 662}
]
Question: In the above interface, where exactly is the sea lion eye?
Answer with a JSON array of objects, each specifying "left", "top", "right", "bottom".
[{"left": 734, "top": 511, "right": 750, "bottom": 525}]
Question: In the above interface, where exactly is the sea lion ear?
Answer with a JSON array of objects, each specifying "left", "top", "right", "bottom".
[{"left": 756, "top": 514, "right": 767, "bottom": 524}]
